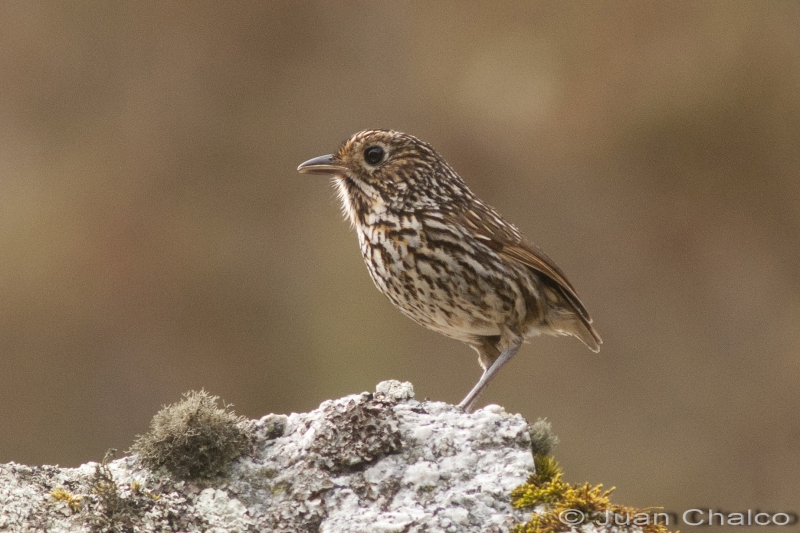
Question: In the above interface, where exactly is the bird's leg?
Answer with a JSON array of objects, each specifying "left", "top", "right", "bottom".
[{"left": 459, "top": 327, "right": 523, "bottom": 412}]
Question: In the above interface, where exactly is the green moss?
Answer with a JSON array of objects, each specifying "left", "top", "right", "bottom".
[
  {"left": 259, "top": 467, "right": 279, "bottom": 479},
  {"left": 268, "top": 480, "right": 291, "bottom": 495},
  {"left": 511, "top": 454, "right": 674, "bottom": 533},
  {"left": 129, "top": 390, "right": 251, "bottom": 481}
]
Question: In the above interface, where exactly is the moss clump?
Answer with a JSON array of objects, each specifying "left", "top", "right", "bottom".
[
  {"left": 528, "top": 419, "right": 560, "bottom": 457},
  {"left": 129, "top": 390, "right": 250, "bottom": 481},
  {"left": 511, "top": 454, "right": 674, "bottom": 533}
]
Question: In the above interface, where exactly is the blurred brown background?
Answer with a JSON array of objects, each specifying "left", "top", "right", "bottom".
[{"left": 1, "top": 0, "right": 798, "bottom": 522}]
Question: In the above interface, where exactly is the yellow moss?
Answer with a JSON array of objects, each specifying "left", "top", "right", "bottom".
[
  {"left": 130, "top": 480, "right": 161, "bottom": 500},
  {"left": 511, "top": 455, "right": 675, "bottom": 533},
  {"left": 50, "top": 487, "right": 83, "bottom": 512},
  {"left": 531, "top": 455, "right": 561, "bottom": 485}
]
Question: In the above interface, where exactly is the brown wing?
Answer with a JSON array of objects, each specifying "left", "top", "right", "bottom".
[
  {"left": 498, "top": 239, "right": 590, "bottom": 319},
  {"left": 449, "top": 206, "right": 602, "bottom": 350}
]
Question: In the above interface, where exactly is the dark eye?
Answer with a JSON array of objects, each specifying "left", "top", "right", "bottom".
[{"left": 364, "top": 145, "right": 385, "bottom": 166}]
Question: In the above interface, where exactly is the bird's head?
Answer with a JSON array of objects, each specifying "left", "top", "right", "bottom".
[{"left": 298, "top": 130, "right": 470, "bottom": 220}]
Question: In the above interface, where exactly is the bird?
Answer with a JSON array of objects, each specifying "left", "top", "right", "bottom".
[{"left": 298, "top": 130, "right": 601, "bottom": 412}]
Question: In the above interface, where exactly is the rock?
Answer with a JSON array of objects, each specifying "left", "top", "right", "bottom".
[{"left": 0, "top": 381, "right": 535, "bottom": 532}]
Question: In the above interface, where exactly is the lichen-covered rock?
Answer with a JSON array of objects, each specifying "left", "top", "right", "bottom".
[
  {"left": 0, "top": 381, "right": 536, "bottom": 532},
  {"left": 308, "top": 394, "right": 403, "bottom": 471},
  {"left": 238, "top": 381, "right": 535, "bottom": 532}
]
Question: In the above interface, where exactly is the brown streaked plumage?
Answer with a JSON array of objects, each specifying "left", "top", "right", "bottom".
[{"left": 298, "top": 129, "right": 601, "bottom": 412}]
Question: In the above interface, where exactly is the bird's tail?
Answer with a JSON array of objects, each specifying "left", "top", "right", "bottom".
[{"left": 549, "top": 308, "right": 602, "bottom": 352}]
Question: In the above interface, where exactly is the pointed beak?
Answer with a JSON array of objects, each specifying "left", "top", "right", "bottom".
[{"left": 297, "top": 154, "right": 346, "bottom": 175}]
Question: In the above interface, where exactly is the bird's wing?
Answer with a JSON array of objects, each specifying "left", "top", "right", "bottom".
[
  {"left": 447, "top": 206, "right": 601, "bottom": 347},
  {"left": 499, "top": 240, "right": 590, "bottom": 317}
]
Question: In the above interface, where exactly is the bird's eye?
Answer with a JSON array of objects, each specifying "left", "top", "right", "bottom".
[{"left": 364, "top": 145, "right": 385, "bottom": 166}]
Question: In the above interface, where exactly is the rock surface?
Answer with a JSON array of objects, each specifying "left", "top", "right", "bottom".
[{"left": 0, "top": 381, "right": 536, "bottom": 532}]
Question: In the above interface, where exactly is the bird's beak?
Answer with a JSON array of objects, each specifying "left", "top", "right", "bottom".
[{"left": 297, "top": 154, "right": 346, "bottom": 175}]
